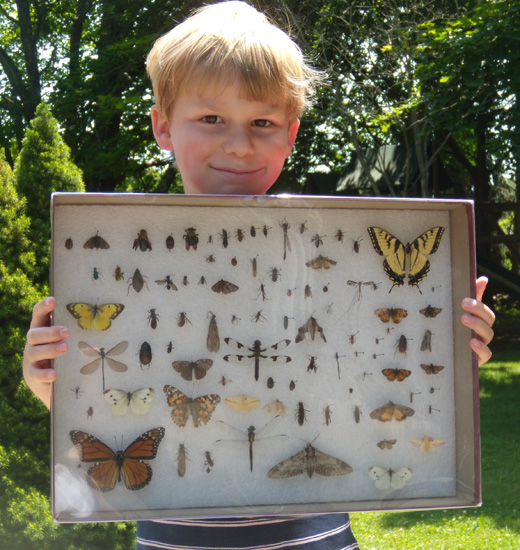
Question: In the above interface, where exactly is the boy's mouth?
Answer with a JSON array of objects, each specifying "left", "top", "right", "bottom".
[{"left": 212, "top": 166, "right": 264, "bottom": 178}]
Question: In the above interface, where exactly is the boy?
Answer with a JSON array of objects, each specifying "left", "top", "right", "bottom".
[{"left": 23, "top": 2, "right": 495, "bottom": 549}]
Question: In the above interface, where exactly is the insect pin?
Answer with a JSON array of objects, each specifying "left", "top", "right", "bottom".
[{"left": 133, "top": 229, "right": 152, "bottom": 251}]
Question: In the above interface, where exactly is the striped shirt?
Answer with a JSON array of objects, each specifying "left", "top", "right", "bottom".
[{"left": 136, "top": 514, "right": 358, "bottom": 549}]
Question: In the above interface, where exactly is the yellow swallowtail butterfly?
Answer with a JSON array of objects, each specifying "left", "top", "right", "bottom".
[
  {"left": 367, "top": 227, "right": 445, "bottom": 293},
  {"left": 66, "top": 303, "right": 124, "bottom": 330}
]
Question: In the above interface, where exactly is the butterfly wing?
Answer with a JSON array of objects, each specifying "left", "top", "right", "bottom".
[
  {"left": 173, "top": 361, "right": 195, "bottom": 381},
  {"left": 390, "top": 467, "right": 414, "bottom": 489},
  {"left": 192, "top": 359, "right": 214, "bottom": 380},
  {"left": 263, "top": 400, "right": 288, "bottom": 415},
  {"left": 191, "top": 394, "right": 221, "bottom": 427},
  {"left": 420, "top": 363, "right": 445, "bottom": 374},
  {"left": 313, "top": 447, "right": 353, "bottom": 477},
  {"left": 408, "top": 227, "right": 444, "bottom": 288},
  {"left": 103, "top": 389, "right": 131, "bottom": 416},
  {"left": 267, "top": 449, "right": 307, "bottom": 478},
  {"left": 128, "top": 388, "right": 155, "bottom": 415},
  {"left": 368, "top": 466, "right": 392, "bottom": 490},
  {"left": 419, "top": 305, "right": 442, "bottom": 318},
  {"left": 367, "top": 227, "right": 406, "bottom": 290},
  {"left": 370, "top": 401, "right": 395, "bottom": 422},
  {"left": 393, "top": 403, "right": 415, "bottom": 421},
  {"left": 83, "top": 233, "right": 110, "bottom": 249},
  {"left": 211, "top": 279, "right": 239, "bottom": 294},
  {"left": 119, "top": 427, "right": 165, "bottom": 490},
  {"left": 163, "top": 385, "right": 191, "bottom": 427},
  {"left": 67, "top": 303, "right": 124, "bottom": 330},
  {"left": 410, "top": 435, "right": 445, "bottom": 452},
  {"left": 376, "top": 439, "right": 397, "bottom": 450}
]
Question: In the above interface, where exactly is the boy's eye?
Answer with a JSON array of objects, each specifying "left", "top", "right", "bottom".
[
  {"left": 253, "top": 119, "right": 271, "bottom": 127},
  {"left": 202, "top": 115, "right": 221, "bottom": 124}
]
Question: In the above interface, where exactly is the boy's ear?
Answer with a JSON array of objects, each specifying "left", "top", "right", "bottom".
[
  {"left": 151, "top": 106, "right": 174, "bottom": 151},
  {"left": 287, "top": 120, "right": 300, "bottom": 154}
]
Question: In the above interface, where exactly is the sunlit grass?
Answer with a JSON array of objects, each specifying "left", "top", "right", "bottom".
[{"left": 351, "top": 345, "right": 520, "bottom": 549}]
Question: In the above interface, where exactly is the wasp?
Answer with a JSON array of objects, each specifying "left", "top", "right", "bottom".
[{"left": 133, "top": 229, "right": 152, "bottom": 251}]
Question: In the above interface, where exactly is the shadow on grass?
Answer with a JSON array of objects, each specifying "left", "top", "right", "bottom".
[{"left": 374, "top": 347, "right": 520, "bottom": 534}]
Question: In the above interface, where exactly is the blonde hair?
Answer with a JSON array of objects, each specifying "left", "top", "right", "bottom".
[{"left": 146, "top": 1, "right": 322, "bottom": 123}]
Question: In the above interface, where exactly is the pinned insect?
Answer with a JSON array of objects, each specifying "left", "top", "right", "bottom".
[
  {"left": 262, "top": 224, "right": 271, "bottom": 237},
  {"left": 381, "top": 367, "right": 411, "bottom": 382},
  {"left": 368, "top": 466, "right": 413, "bottom": 490},
  {"left": 219, "top": 229, "right": 230, "bottom": 248},
  {"left": 334, "top": 352, "right": 346, "bottom": 379},
  {"left": 419, "top": 305, "right": 442, "bottom": 318},
  {"left": 295, "top": 316, "right": 327, "bottom": 343},
  {"left": 219, "top": 375, "right": 233, "bottom": 386},
  {"left": 235, "top": 228, "right": 246, "bottom": 242},
  {"left": 199, "top": 276, "right": 207, "bottom": 285},
  {"left": 299, "top": 221, "right": 308, "bottom": 234},
  {"left": 139, "top": 342, "right": 152, "bottom": 368},
  {"left": 410, "top": 435, "right": 445, "bottom": 452},
  {"left": 65, "top": 237, "right": 73, "bottom": 249},
  {"left": 295, "top": 401, "right": 309, "bottom": 426},
  {"left": 374, "top": 307, "right": 408, "bottom": 324},
  {"left": 311, "top": 233, "right": 326, "bottom": 247},
  {"left": 167, "top": 341, "right": 174, "bottom": 354},
  {"left": 420, "top": 363, "right": 444, "bottom": 375},
  {"left": 128, "top": 268, "right": 148, "bottom": 294},
  {"left": 305, "top": 255, "right": 337, "bottom": 270},
  {"left": 353, "top": 405, "right": 362, "bottom": 424},
  {"left": 264, "top": 400, "right": 288, "bottom": 416},
  {"left": 177, "top": 312, "right": 192, "bottom": 327},
  {"left": 269, "top": 266, "right": 281, "bottom": 282},
  {"left": 206, "top": 254, "right": 216, "bottom": 263},
  {"left": 421, "top": 329, "right": 433, "bottom": 352},
  {"left": 231, "top": 314, "right": 241, "bottom": 324},
  {"left": 147, "top": 309, "right": 159, "bottom": 329},
  {"left": 350, "top": 236, "right": 363, "bottom": 253},
  {"left": 287, "top": 287, "right": 296, "bottom": 297},
  {"left": 163, "top": 385, "right": 221, "bottom": 428},
  {"left": 347, "top": 280, "right": 377, "bottom": 310},
  {"left": 250, "top": 225, "right": 259, "bottom": 237},
  {"left": 255, "top": 281, "right": 268, "bottom": 302},
  {"left": 307, "top": 356, "right": 318, "bottom": 373},
  {"left": 78, "top": 341, "right": 128, "bottom": 391},
  {"left": 370, "top": 401, "right": 415, "bottom": 422},
  {"left": 87, "top": 406, "right": 94, "bottom": 420},
  {"left": 324, "top": 405, "right": 332, "bottom": 426},
  {"left": 289, "top": 380, "right": 297, "bottom": 391},
  {"left": 173, "top": 359, "right": 214, "bottom": 381},
  {"left": 83, "top": 231, "right": 110, "bottom": 249},
  {"left": 334, "top": 229, "right": 346, "bottom": 242},
  {"left": 207, "top": 312, "right": 220, "bottom": 353},
  {"left": 409, "top": 391, "right": 421, "bottom": 403},
  {"left": 231, "top": 256, "right": 238, "bottom": 266},
  {"left": 182, "top": 275, "right": 189, "bottom": 286},
  {"left": 103, "top": 387, "right": 155, "bottom": 416},
  {"left": 304, "top": 284, "right": 312, "bottom": 298},
  {"left": 203, "top": 451, "right": 214, "bottom": 473},
  {"left": 348, "top": 331, "right": 359, "bottom": 345},
  {"left": 268, "top": 442, "right": 353, "bottom": 479},
  {"left": 283, "top": 316, "right": 293, "bottom": 330},
  {"left": 65, "top": 302, "right": 119, "bottom": 333},
  {"left": 224, "top": 395, "right": 261, "bottom": 412},
  {"left": 211, "top": 279, "right": 239, "bottom": 294},
  {"left": 251, "top": 310, "right": 266, "bottom": 323},
  {"left": 280, "top": 218, "right": 290, "bottom": 260},
  {"left": 183, "top": 227, "right": 199, "bottom": 250},
  {"left": 266, "top": 377, "right": 275, "bottom": 389},
  {"left": 133, "top": 229, "right": 152, "bottom": 251},
  {"left": 113, "top": 266, "right": 124, "bottom": 281},
  {"left": 251, "top": 256, "right": 258, "bottom": 278},
  {"left": 91, "top": 267, "right": 102, "bottom": 281},
  {"left": 223, "top": 337, "right": 291, "bottom": 381},
  {"left": 395, "top": 334, "right": 410, "bottom": 355},
  {"left": 165, "top": 234, "right": 174, "bottom": 251},
  {"left": 155, "top": 275, "right": 178, "bottom": 291},
  {"left": 71, "top": 386, "right": 84, "bottom": 399},
  {"left": 215, "top": 418, "right": 287, "bottom": 472},
  {"left": 177, "top": 444, "right": 188, "bottom": 477},
  {"left": 377, "top": 439, "right": 397, "bottom": 450}
]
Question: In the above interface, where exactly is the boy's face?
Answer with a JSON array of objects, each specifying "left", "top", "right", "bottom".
[{"left": 151, "top": 79, "right": 299, "bottom": 195}]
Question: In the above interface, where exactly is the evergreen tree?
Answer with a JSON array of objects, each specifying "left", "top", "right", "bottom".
[{"left": 15, "top": 103, "right": 84, "bottom": 285}]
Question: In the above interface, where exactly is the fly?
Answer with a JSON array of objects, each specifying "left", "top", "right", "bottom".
[{"left": 155, "top": 275, "right": 178, "bottom": 291}]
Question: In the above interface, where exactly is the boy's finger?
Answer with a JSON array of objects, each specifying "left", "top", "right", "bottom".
[
  {"left": 475, "top": 276, "right": 488, "bottom": 302},
  {"left": 461, "top": 297, "right": 495, "bottom": 329},
  {"left": 471, "top": 338, "right": 492, "bottom": 366},
  {"left": 25, "top": 340, "right": 69, "bottom": 364},
  {"left": 27, "top": 363, "right": 57, "bottom": 382},
  {"left": 461, "top": 314, "right": 494, "bottom": 345},
  {"left": 30, "top": 297, "right": 56, "bottom": 329},
  {"left": 26, "top": 325, "right": 70, "bottom": 346}
]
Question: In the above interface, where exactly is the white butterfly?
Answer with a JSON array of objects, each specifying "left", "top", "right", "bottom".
[
  {"left": 368, "top": 466, "right": 413, "bottom": 490},
  {"left": 103, "top": 388, "right": 155, "bottom": 415}
]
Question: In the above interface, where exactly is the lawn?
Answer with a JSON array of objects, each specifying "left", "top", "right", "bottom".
[{"left": 351, "top": 342, "right": 520, "bottom": 549}]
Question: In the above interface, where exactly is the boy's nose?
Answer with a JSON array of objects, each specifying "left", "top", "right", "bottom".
[{"left": 223, "top": 125, "right": 254, "bottom": 157}]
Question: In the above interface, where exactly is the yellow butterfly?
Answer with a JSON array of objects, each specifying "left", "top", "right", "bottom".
[
  {"left": 367, "top": 226, "right": 445, "bottom": 292},
  {"left": 225, "top": 395, "right": 261, "bottom": 412},
  {"left": 66, "top": 303, "right": 124, "bottom": 330},
  {"left": 410, "top": 435, "right": 445, "bottom": 452}
]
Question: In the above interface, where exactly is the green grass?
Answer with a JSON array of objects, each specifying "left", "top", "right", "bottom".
[{"left": 351, "top": 343, "right": 520, "bottom": 549}]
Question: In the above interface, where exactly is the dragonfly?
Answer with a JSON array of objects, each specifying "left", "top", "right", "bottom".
[
  {"left": 78, "top": 341, "right": 128, "bottom": 391},
  {"left": 223, "top": 338, "right": 291, "bottom": 381},
  {"left": 214, "top": 416, "right": 288, "bottom": 472}
]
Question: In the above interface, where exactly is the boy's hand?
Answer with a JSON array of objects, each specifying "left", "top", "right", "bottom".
[
  {"left": 461, "top": 276, "right": 495, "bottom": 366},
  {"left": 23, "top": 297, "right": 70, "bottom": 409}
]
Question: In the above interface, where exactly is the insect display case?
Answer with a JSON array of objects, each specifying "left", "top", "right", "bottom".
[{"left": 51, "top": 192, "right": 480, "bottom": 522}]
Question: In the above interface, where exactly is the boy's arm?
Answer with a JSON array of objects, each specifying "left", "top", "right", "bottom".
[
  {"left": 23, "top": 297, "right": 70, "bottom": 409},
  {"left": 461, "top": 276, "right": 495, "bottom": 366}
]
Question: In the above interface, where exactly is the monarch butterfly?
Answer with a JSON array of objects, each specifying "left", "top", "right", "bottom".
[
  {"left": 66, "top": 303, "right": 124, "bottom": 331},
  {"left": 367, "top": 226, "right": 445, "bottom": 292},
  {"left": 69, "top": 427, "right": 165, "bottom": 492}
]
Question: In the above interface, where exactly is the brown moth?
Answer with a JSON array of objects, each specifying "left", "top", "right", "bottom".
[
  {"left": 267, "top": 443, "right": 353, "bottom": 478},
  {"left": 263, "top": 400, "right": 288, "bottom": 416},
  {"left": 420, "top": 363, "right": 445, "bottom": 375},
  {"left": 295, "top": 316, "right": 327, "bottom": 343},
  {"left": 225, "top": 395, "right": 261, "bottom": 412},
  {"left": 172, "top": 359, "right": 213, "bottom": 381},
  {"left": 211, "top": 279, "right": 239, "bottom": 294},
  {"left": 370, "top": 401, "right": 415, "bottom": 422},
  {"left": 419, "top": 305, "right": 442, "bottom": 318},
  {"left": 305, "top": 255, "right": 337, "bottom": 270},
  {"left": 207, "top": 313, "right": 220, "bottom": 352},
  {"left": 376, "top": 439, "right": 397, "bottom": 450},
  {"left": 421, "top": 329, "right": 433, "bottom": 352},
  {"left": 83, "top": 231, "right": 110, "bottom": 249}
]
